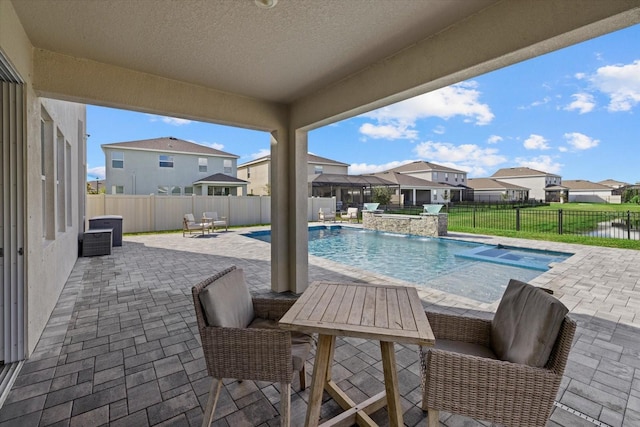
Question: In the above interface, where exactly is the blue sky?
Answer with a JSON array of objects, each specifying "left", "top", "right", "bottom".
[{"left": 87, "top": 23, "right": 640, "bottom": 184}]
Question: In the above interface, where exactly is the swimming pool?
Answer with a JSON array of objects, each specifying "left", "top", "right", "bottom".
[{"left": 244, "top": 226, "right": 572, "bottom": 303}]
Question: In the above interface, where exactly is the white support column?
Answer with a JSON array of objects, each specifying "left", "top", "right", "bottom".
[
  {"left": 270, "top": 128, "right": 309, "bottom": 294},
  {"left": 412, "top": 189, "right": 417, "bottom": 206}
]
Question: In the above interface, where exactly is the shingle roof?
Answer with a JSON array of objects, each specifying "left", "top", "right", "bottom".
[
  {"left": 238, "top": 153, "right": 348, "bottom": 167},
  {"left": 598, "top": 179, "right": 631, "bottom": 187},
  {"left": 467, "top": 178, "right": 529, "bottom": 191},
  {"left": 366, "top": 171, "right": 454, "bottom": 188},
  {"left": 193, "top": 173, "right": 248, "bottom": 184},
  {"left": 491, "top": 167, "right": 559, "bottom": 178},
  {"left": 384, "top": 161, "right": 466, "bottom": 174},
  {"left": 563, "top": 180, "right": 613, "bottom": 191},
  {"left": 309, "top": 174, "right": 394, "bottom": 187},
  {"left": 102, "top": 137, "right": 238, "bottom": 158}
]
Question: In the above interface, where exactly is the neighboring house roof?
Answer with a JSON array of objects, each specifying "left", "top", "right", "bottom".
[
  {"left": 491, "top": 167, "right": 560, "bottom": 178},
  {"left": 366, "top": 171, "right": 454, "bottom": 189},
  {"left": 467, "top": 178, "right": 529, "bottom": 191},
  {"left": 102, "top": 136, "right": 239, "bottom": 158},
  {"left": 193, "top": 173, "right": 248, "bottom": 185},
  {"left": 307, "top": 153, "right": 350, "bottom": 167},
  {"left": 384, "top": 161, "right": 466, "bottom": 174},
  {"left": 563, "top": 180, "right": 613, "bottom": 191},
  {"left": 238, "top": 153, "right": 348, "bottom": 168},
  {"left": 598, "top": 179, "right": 630, "bottom": 188},
  {"left": 309, "top": 174, "right": 395, "bottom": 187}
]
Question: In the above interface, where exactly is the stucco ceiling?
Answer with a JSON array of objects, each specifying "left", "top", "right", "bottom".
[{"left": 12, "top": 0, "right": 498, "bottom": 104}]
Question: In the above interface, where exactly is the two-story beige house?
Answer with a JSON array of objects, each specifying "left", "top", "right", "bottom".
[
  {"left": 383, "top": 161, "right": 472, "bottom": 202},
  {"left": 238, "top": 153, "right": 349, "bottom": 196},
  {"left": 490, "top": 167, "right": 567, "bottom": 202},
  {"left": 467, "top": 178, "right": 530, "bottom": 202}
]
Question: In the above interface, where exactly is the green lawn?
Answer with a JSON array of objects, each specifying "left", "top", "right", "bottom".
[{"left": 445, "top": 202, "right": 640, "bottom": 250}]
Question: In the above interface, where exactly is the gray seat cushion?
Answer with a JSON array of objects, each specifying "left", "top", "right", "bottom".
[
  {"left": 435, "top": 339, "right": 498, "bottom": 360},
  {"left": 491, "top": 279, "right": 569, "bottom": 367},
  {"left": 248, "top": 318, "right": 312, "bottom": 372},
  {"left": 199, "top": 268, "right": 255, "bottom": 328}
]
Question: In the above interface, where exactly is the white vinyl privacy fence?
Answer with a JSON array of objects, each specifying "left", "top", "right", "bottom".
[{"left": 86, "top": 194, "right": 336, "bottom": 233}]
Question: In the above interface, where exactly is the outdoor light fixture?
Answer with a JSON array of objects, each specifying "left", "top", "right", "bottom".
[{"left": 255, "top": 0, "right": 278, "bottom": 9}]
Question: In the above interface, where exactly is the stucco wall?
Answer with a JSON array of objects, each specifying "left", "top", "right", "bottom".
[
  {"left": 2, "top": 2, "right": 86, "bottom": 357},
  {"left": 103, "top": 147, "right": 237, "bottom": 195}
]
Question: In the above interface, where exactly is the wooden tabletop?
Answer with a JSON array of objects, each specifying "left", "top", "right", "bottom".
[{"left": 279, "top": 282, "right": 434, "bottom": 346}]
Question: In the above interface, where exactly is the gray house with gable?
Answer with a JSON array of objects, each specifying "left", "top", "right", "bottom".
[{"left": 102, "top": 137, "right": 247, "bottom": 196}]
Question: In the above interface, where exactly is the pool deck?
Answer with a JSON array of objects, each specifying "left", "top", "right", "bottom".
[{"left": 1, "top": 224, "right": 639, "bottom": 426}]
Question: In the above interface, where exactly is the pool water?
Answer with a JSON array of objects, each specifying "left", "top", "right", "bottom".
[{"left": 244, "top": 226, "right": 572, "bottom": 303}]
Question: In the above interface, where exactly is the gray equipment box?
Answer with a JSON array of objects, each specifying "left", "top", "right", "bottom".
[
  {"left": 83, "top": 229, "right": 113, "bottom": 257},
  {"left": 89, "top": 215, "right": 123, "bottom": 246}
]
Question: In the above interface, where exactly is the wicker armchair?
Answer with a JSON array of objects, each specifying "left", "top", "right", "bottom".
[
  {"left": 420, "top": 281, "right": 576, "bottom": 427},
  {"left": 192, "top": 266, "right": 312, "bottom": 427}
]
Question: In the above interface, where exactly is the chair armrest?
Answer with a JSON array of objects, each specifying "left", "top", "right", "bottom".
[
  {"left": 199, "top": 326, "right": 293, "bottom": 383},
  {"left": 423, "top": 349, "right": 560, "bottom": 420},
  {"left": 426, "top": 311, "right": 491, "bottom": 346},
  {"left": 252, "top": 298, "right": 296, "bottom": 321}
]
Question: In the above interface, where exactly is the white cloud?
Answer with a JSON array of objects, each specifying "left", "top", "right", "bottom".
[
  {"left": 413, "top": 140, "right": 507, "bottom": 172},
  {"left": 433, "top": 125, "right": 446, "bottom": 135},
  {"left": 209, "top": 142, "right": 225, "bottom": 150},
  {"left": 487, "top": 135, "right": 503, "bottom": 144},
  {"left": 359, "top": 81, "right": 494, "bottom": 140},
  {"left": 564, "top": 93, "right": 596, "bottom": 114},
  {"left": 558, "top": 146, "right": 568, "bottom": 153},
  {"left": 359, "top": 123, "right": 418, "bottom": 140},
  {"left": 515, "top": 155, "right": 563, "bottom": 174},
  {"left": 590, "top": 59, "right": 640, "bottom": 112},
  {"left": 147, "top": 114, "right": 192, "bottom": 126},
  {"left": 523, "top": 134, "right": 550, "bottom": 150},
  {"left": 349, "top": 160, "right": 412, "bottom": 175},
  {"left": 250, "top": 148, "right": 271, "bottom": 159},
  {"left": 575, "top": 72, "right": 586, "bottom": 80},
  {"left": 531, "top": 97, "right": 551, "bottom": 107},
  {"left": 162, "top": 116, "right": 192, "bottom": 126},
  {"left": 564, "top": 132, "right": 599, "bottom": 150},
  {"left": 87, "top": 166, "right": 106, "bottom": 180}
]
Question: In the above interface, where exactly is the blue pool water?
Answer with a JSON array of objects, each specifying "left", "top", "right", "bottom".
[{"left": 244, "top": 226, "right": 572, "bottom": 303}]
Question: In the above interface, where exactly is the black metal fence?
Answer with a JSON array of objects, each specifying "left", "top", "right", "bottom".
[{"left": 447, "top": 207, "right": 640, "bottom": 240}]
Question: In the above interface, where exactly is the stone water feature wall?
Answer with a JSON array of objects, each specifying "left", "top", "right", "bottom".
[{"left": 362, "top": 211, "right": 447, "bottom": 237}]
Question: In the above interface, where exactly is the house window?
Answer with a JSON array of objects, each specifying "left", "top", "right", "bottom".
[
  {"left": 433, "top": 190, "right": 437, "bottom": 199},
  {"left": 56, "top": 131, "right": 66, "bottom": 232},
  {"left": 66, "top": 142, "right": 72, "bottom": 226},
  {"left": 444, "top": 173, "right": 449, "bottom": 181},
  {"left": 184, "top": 186, "right": 194, "bottom": 196},
  {"left": 247, "top": 167, "right": 251, "bottom": 178},
  {"left": 433, "top": 172, "right": 438, "bottom": 180},
  {"left": 223, "top": 159, "right": 232, "bottom": 174},
  {"left": 210, "top": 187, "right": 229, "bottom": 196},
  {"left": 159, "top": 155, "right": 174, "bottom": 168},
  {"left": 112, "top": 151, "right": 124, "bottom": 168},
  {"left": 112, "top": 185, "right": 124, "bottom": 194},
  {"left": 314, "top": 165, "right": 323, "bottom": 174},
  {"left": 157, "top": 186, "right": 169, "bottom": 195},
  {"left": 41, "top": 112, "right": 55, "bottom": 240},
  {"left": 461, "top": 176, "right": 464, "bottom": 182},
  {"left": 199, "top": 158, "right": 207, "bottom": 172},
  {"left": 171, "top": 186, "right": 181, "bottom": 196},
  {"left": 454, "top": 173, "right": 458, "bottom": 182}
]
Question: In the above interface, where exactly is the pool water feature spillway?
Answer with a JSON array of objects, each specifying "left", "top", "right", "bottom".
[{"left": 362, "top": 210, "right": 447, "bottom": 237}]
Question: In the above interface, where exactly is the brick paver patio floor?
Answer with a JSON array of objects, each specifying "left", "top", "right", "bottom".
[{"left": 1, "top": 225, "right": 639, "bottom": 426}]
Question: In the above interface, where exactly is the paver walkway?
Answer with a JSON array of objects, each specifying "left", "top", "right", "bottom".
[{"left": 1, "top": 225, "right": 639, "bottom": 426}]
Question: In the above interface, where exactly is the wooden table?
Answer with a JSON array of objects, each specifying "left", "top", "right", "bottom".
[{"left": 279, "top": 282, "right": 434, "bottom": 427}]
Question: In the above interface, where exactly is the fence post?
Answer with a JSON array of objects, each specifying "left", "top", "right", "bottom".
[
  {"left": 473, "top": 206, "right": 476, "bottom": 228},
  {"left": 628, "top": 210, "right": 631, "bottom": 240},
  {"left": 515, "top": 207, "right": 520, "bottom": 231},
  {"left": 558, "top": 209, "right": 563, "bottom": 235}
]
